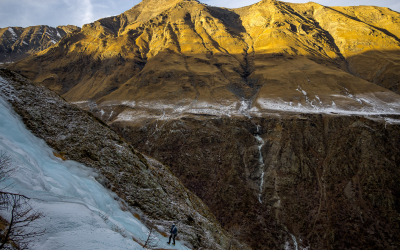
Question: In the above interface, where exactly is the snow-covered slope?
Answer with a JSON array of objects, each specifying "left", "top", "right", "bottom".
[{"left": 0, "top": 96, "right": 190, "bottom": 249}]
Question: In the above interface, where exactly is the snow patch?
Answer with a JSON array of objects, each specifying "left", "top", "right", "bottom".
[
  {"left": 114, "top": 100, "right": 251, "bottom": 122},
  {"left": 257, "top": 93, "right": 400, "bottom": 115},
  {"left": 121, "top": 100, "right": 136, "bottom": 108},
  {"left": 255, "top": 134, "right": 266, "bottom": 204},
  {"left": 71, "top": 101, "right": 90, "bottom": 105},
  {"left": 291, "top": 234, "right": 298, "bottom": 250},
  {"left": 344, "top": 87, "right": 363, "bottom": 104},
  {"left": 385, "top": 117, "right": 400, "bottom": 124},
  {"left": 8, "top": 27, "right": 17, "bottom": 38},
  {"left": 295, "top": 85, "right": 307, "bottom": 96},
  {"left": 315, "top": 95, "right": 322, "bottom": 104},
  {"left": 239, "top": 99, "right": 253, "bottom": 118}
]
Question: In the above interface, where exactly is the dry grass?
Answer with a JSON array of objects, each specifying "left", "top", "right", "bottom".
[
  {"left": 53, "top": 151, "right": 67, "bottom": 161},
  {"left": 159, "top": 231, "right": 168, "bottom": 237}
]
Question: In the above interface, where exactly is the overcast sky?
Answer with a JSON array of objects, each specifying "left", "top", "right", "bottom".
[{"left": 0, "top": 0, "right": 399, "bottom": 28}]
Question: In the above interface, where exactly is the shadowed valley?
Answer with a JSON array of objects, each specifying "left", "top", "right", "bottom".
[{"left": 3, "top": 0, "right": 400, "bottom": 249}]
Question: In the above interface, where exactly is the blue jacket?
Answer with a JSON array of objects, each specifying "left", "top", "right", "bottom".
[{"left": 170, "top": 225, "right": 178, "bottom": 234}]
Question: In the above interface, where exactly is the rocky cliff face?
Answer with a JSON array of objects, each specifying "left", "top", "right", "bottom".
[
  {"left": 110, "top": 112, "right": 400, "bottom": 250},
  {"left": 0, "top": 68, "right": 248, "bottom": 250},
  {"left": 0, "top": 25, "right": 80, "bottom": 63},
  {"left": 4, "top": 0, "right": 400, "bottom": 249}
]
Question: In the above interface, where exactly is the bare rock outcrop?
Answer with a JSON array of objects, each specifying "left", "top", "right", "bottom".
[
  {"left": 0, "top": 25, "right": 80, "bottom": 63},
  {"left": 111, "top": 112, "right": 400, "bottom": 250}
]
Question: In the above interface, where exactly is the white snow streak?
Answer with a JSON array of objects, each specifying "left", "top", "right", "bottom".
[
  {"left": 7, "top": 27, "right": 17, "bottom": 38},
  {"left": 254, "top": 133, "right": 265, "bottom": 204},
  {"left": 257, "top": 93, "right": 400, "bottom": 115}
]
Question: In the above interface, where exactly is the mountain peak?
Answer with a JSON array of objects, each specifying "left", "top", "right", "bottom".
[
  {"left": 142, "top": 0, "right": 194, "bottom": 4},
  {"left": 121, "top": 0, "right": 199, "bottom": 25},
  {"left": 260, "top": 0, "right": 277, "bottom": 4},
  {"left": 0, "top": 25, "right": 79, "bottom": 63},
  {"left": 140, "top": 0, "right": 197, "bottom": 9}
]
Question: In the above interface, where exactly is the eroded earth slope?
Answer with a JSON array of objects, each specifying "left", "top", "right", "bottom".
[
  {"left": 7, "top": 0, "right": 400, "bottom": 112},
  {"left": 4, "top": 0, "right": 400, "bottom": 249}
]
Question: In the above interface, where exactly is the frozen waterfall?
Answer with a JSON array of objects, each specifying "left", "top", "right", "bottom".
[{"left": 0, "top": 96, "right": 189, "bottom": 250}]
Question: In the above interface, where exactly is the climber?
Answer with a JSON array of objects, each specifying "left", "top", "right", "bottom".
[{"left": 167, "top": 224, "right": 178, "bottom": 245}]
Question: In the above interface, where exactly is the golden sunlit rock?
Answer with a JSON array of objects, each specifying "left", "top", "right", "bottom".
[{"left": 7, "top": 0, "right": 400, "bottom": 118}]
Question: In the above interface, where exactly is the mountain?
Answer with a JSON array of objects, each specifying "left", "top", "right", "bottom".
[
  {"left": 4, "top": 0, "right": 400, "bottom": 249},
  {"left": 0, "top": 25, "right": 80, "bottom": 64},
  {"left": 7, "top": 0, "right": 400, "bottom": 109},
  {"left": 0, "top": 68, "right": 247, "bottom": 250}
]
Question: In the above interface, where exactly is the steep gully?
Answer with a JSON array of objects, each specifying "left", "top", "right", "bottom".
[
  {"left": 255, "top": 121, "right": 298, "bottom": 249},
  {"left": 243, "top": 111, "right": 300, "bottom": 249},
  {"left": 111, "top": 110, "right": 400, "bottom": 250},
  {"left": 255, "top": 125, "right": 265, "bottom": 204}
]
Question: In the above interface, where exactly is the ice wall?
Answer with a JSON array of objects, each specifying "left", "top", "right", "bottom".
[{"left": 0, "top": 97, "right": 189, "bottom": 250}]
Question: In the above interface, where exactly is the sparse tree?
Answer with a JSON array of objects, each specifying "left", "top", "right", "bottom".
[
  {"left": 0, "top": 152, "right": 44, "bottom": 249},
  {"left": 0, "top": 152, "right": 12, "bottom": 183},
  {"left": 143, "top": 226, "right": 159, "bottom": 249},
  {"left": 98, "top": 211, "right": 128, "bottom": 238},
  {"left": 141, "top": 217, "right": 159, "bottom": 249}
]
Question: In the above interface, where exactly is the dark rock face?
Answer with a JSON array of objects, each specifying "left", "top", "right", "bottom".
[
  {"left": 0, "top": 69, "right": 247, "bottom": 250},
  {"left": 0, "top": 25, "right": 80, "bottom": 63},
  {"left": 111, "top": 114, "right": 400, "bottom": 250}
]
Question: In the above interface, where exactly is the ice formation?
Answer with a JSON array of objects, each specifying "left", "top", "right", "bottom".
[{"left": 0, "top": 97, "right": 189, "bottom": 250}]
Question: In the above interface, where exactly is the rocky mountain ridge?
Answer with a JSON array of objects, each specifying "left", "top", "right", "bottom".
[
  {"left": 3, "top": 0, "right": 400, "bottom": 249},
  {"left": 7, "top": 0, "right": 400, "bottom": 111},
  {"left": 0, "top": 25, "right": 80, "bottom": 64}
]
